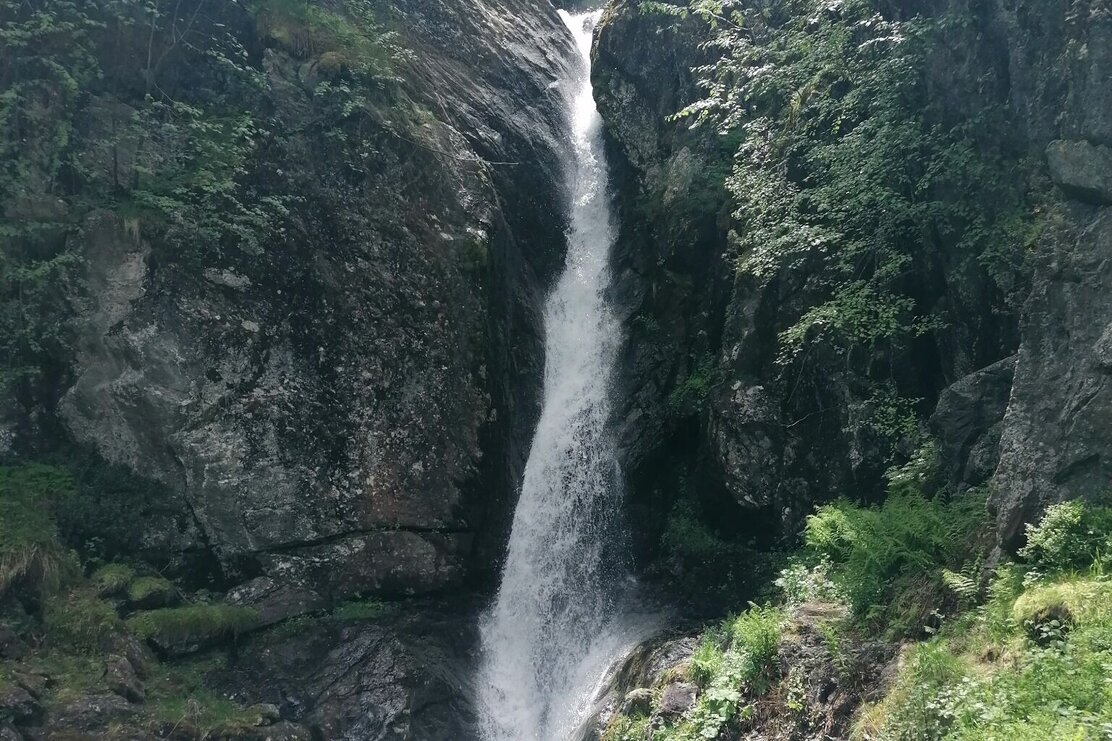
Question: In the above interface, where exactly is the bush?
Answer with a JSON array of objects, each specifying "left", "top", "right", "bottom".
[
  {"left": 128, "top": 605, "right": 259, "bottom": 648},
  {"left": 728, "top": 604, "right": 784, "bottom": 675},
  {"left": 803, "top": 484, "right": 987, "bottom": 635},
  {"left": 1019, "top": 501, "right": 1112, "bottom": 573}
]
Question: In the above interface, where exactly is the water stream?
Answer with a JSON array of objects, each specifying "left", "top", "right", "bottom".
[{"left": 476, "top": 10, "right": 655, "bottom": 741}]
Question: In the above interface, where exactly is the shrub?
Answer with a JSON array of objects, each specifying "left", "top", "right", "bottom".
[
  {"left": 804, "top": 484, "right": 987, "bottom": 634},
  {"left": 688, "top": 631, "right": 725, "bottom": 687},
  {"left": 728, "top": 604, "right": 783, "bottom": 676},
  {"left": 128, "top": 604, "right": 259, "bottom": 648},
  {"left": 1019, "top": 501, "right": 1112, "bottom": 574},
  {"left": 775, "top": 558, "right": 845, "bottom": 606}
]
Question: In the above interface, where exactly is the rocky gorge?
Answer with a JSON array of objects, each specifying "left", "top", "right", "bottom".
[{"left": 1, "top": 0, "right": 1111, "bottom": 739}]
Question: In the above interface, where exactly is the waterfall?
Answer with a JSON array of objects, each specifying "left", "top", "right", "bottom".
[{"left": 476, "top": 10, "right": 653, "bottom": 741}]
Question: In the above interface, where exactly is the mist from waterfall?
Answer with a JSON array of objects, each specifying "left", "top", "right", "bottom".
[{"left": 476, "top": 9, "right": 655, "bottom": 741}]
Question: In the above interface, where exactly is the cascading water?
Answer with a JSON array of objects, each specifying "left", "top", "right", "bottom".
[{"left": 477, "top": 10, "right": 655, "bottom": 741}]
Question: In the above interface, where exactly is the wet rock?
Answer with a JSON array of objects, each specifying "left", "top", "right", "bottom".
[
  {"left": 226, "top": 577, "right": 326, "bottom": 628},
  {"left": 48, "top": 0, "right": 577, "bottom": 599},
  {"left": 1047, "top": 140, "right": 1112, "bottom": 205},
  {"left": 657, "top": 682, "right": 697, "bottom": 716},
  {"left": 244, "top": 703, "right": 282, "bottom": 727},
  {"left": 621, "top": 688, "right": 654, "bottom": 716},
  {"left": 104, "top": 656, "right": 145, "bottom": 704},
  {"left": 212, "top": 599, "right": 481, "bottom": 741}
]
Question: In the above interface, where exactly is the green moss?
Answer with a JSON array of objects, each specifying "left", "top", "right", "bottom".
[
  {"left": 667, "top": 355, "right": 718, "bottom": 414},
  {"left": 332, "top": 598, "right": 391, "bottom": 621},
  {"left": 128, "top": 576, "right": 178, "bottom": 607},
  {"left": 91, "top": 563, "right": 135, "bottom": 596},
  {"left": 128, "top": 605, "right": 259, "bottom": 648}
]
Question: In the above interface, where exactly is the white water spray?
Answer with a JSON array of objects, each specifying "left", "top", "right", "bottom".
[{"left": 477, "top": 10, "right": 653, "bottom": 741}]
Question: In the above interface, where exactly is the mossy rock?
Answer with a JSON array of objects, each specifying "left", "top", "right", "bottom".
[
  {"left": 91, "top": 563, "right": 135, "bottom": 598},
  {"left": 128, "top": 605, "right": 259, "bottom": 655},
  {"left": 127, "top": 576, "right": 179, "bottom": 610}
]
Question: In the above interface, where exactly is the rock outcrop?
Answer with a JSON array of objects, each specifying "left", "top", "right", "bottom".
[
  {"left": 593, "top": 0, "right": 1112, "bottom": 561},
  {"left": 6, "top": 0, "right": 577, "bottom": 598}
]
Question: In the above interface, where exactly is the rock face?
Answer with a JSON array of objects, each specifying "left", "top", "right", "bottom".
[
  {"left": 214, "top": 603, "right": 481, "bottom": 741},
  {"left": 593, "top": 0, "right": 1112, "bottom": 557},
  {"left": 987, "top": 1, "right": 1112, "bottom": 548},
  {"left": 19, "top": 0, "right": 578, "bottom": 596}
]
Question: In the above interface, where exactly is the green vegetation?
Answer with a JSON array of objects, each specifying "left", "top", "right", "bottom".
[
  {"left": 145, "top": 654, "right": 260, "bottom": 732},
  {"left": 128, "top": 575, "right": 177, "bottom": 607},
  {"left": 91, "top": 562, "right": 135, "bottom": 596},
  {"left": 42, "top": 591, "right": 122, "bottom": 652},
  {"left": 854, "top": 501, "right": 1112, "bottom": 740},
  {"left": 332, "top": 597, "right": 392, "bottom": 621},
  {"left": 646, "top": 0, "right": 1040, "bottom": 449},
  {"left": 128, "top": 604, "right": 259, "bottom": 648},
  {"left": 799, "top": 466, "right": 988, "bottom": 635},
  {"left": 614, "top": 604, "right": 785, "bottom": 741},
  {"left": 667, "top": 355, "right": 718, "bottom": 414},
  {"left": 0, "top": 464, "right": 74, "bottom": 595}
]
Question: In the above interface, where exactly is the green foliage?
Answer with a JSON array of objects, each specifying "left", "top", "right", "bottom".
[
  {"left": 146, "top": 654, "right": 259, "bottom": 731},
  {"left": 602, "top": 714, "right": 652, "bottom": 741},
  {"left": 128, "top": 575, "right": 177, "bottom": 606},
  {"left": 90, "top": 562, "right": 135, "bottom": 596},
  {"left": 1019, "top": 500, "right": 1112, "bottom": 574},
  {"left": 128, "top": 604, "right": 259, "bottom": 647},
  {"left": 650, "top": 605, "right": 784, "bottom": 741},
  {"left": 854, "top": 502, "right": 1112, "bottom": 740},
  {"left": 668, "top": 355, "right": 718, "bottom": 414},
  {"left": 0, "top": 464, "right": 74, "bottom": 595},
  {"left": 775, "top": 558, "right": 845, "bottom": 606},
  {"left": 802, "top": 464, "right": 987, "bottom": 635},
  {"left": 42, "top": 590, "right": 123, "bottom": 652},
  {"left": 658, "top": 0, "right": 1036, "bottom": 452},
  {"left": 251, "top": 0, "right": 403, "bottom": 79}
]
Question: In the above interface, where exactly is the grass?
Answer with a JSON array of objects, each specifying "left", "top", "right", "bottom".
[
  {"left": 91, "top": 562, "right": 135, "bottom": 596},
  {"left": 0, "top": 464, "right": 74, "bottom": 595},
  {"left": 128, "top": 575, "right": 177, "bottom": 606},
  {"left": 42, "top": 591, "right": 123, "bottom": 653},
  {"left": 145, "top": 655, "right": 258, "bottom": 732},
  {"left": 128, "top": 605, "right": 259, "bottom": 648}
]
